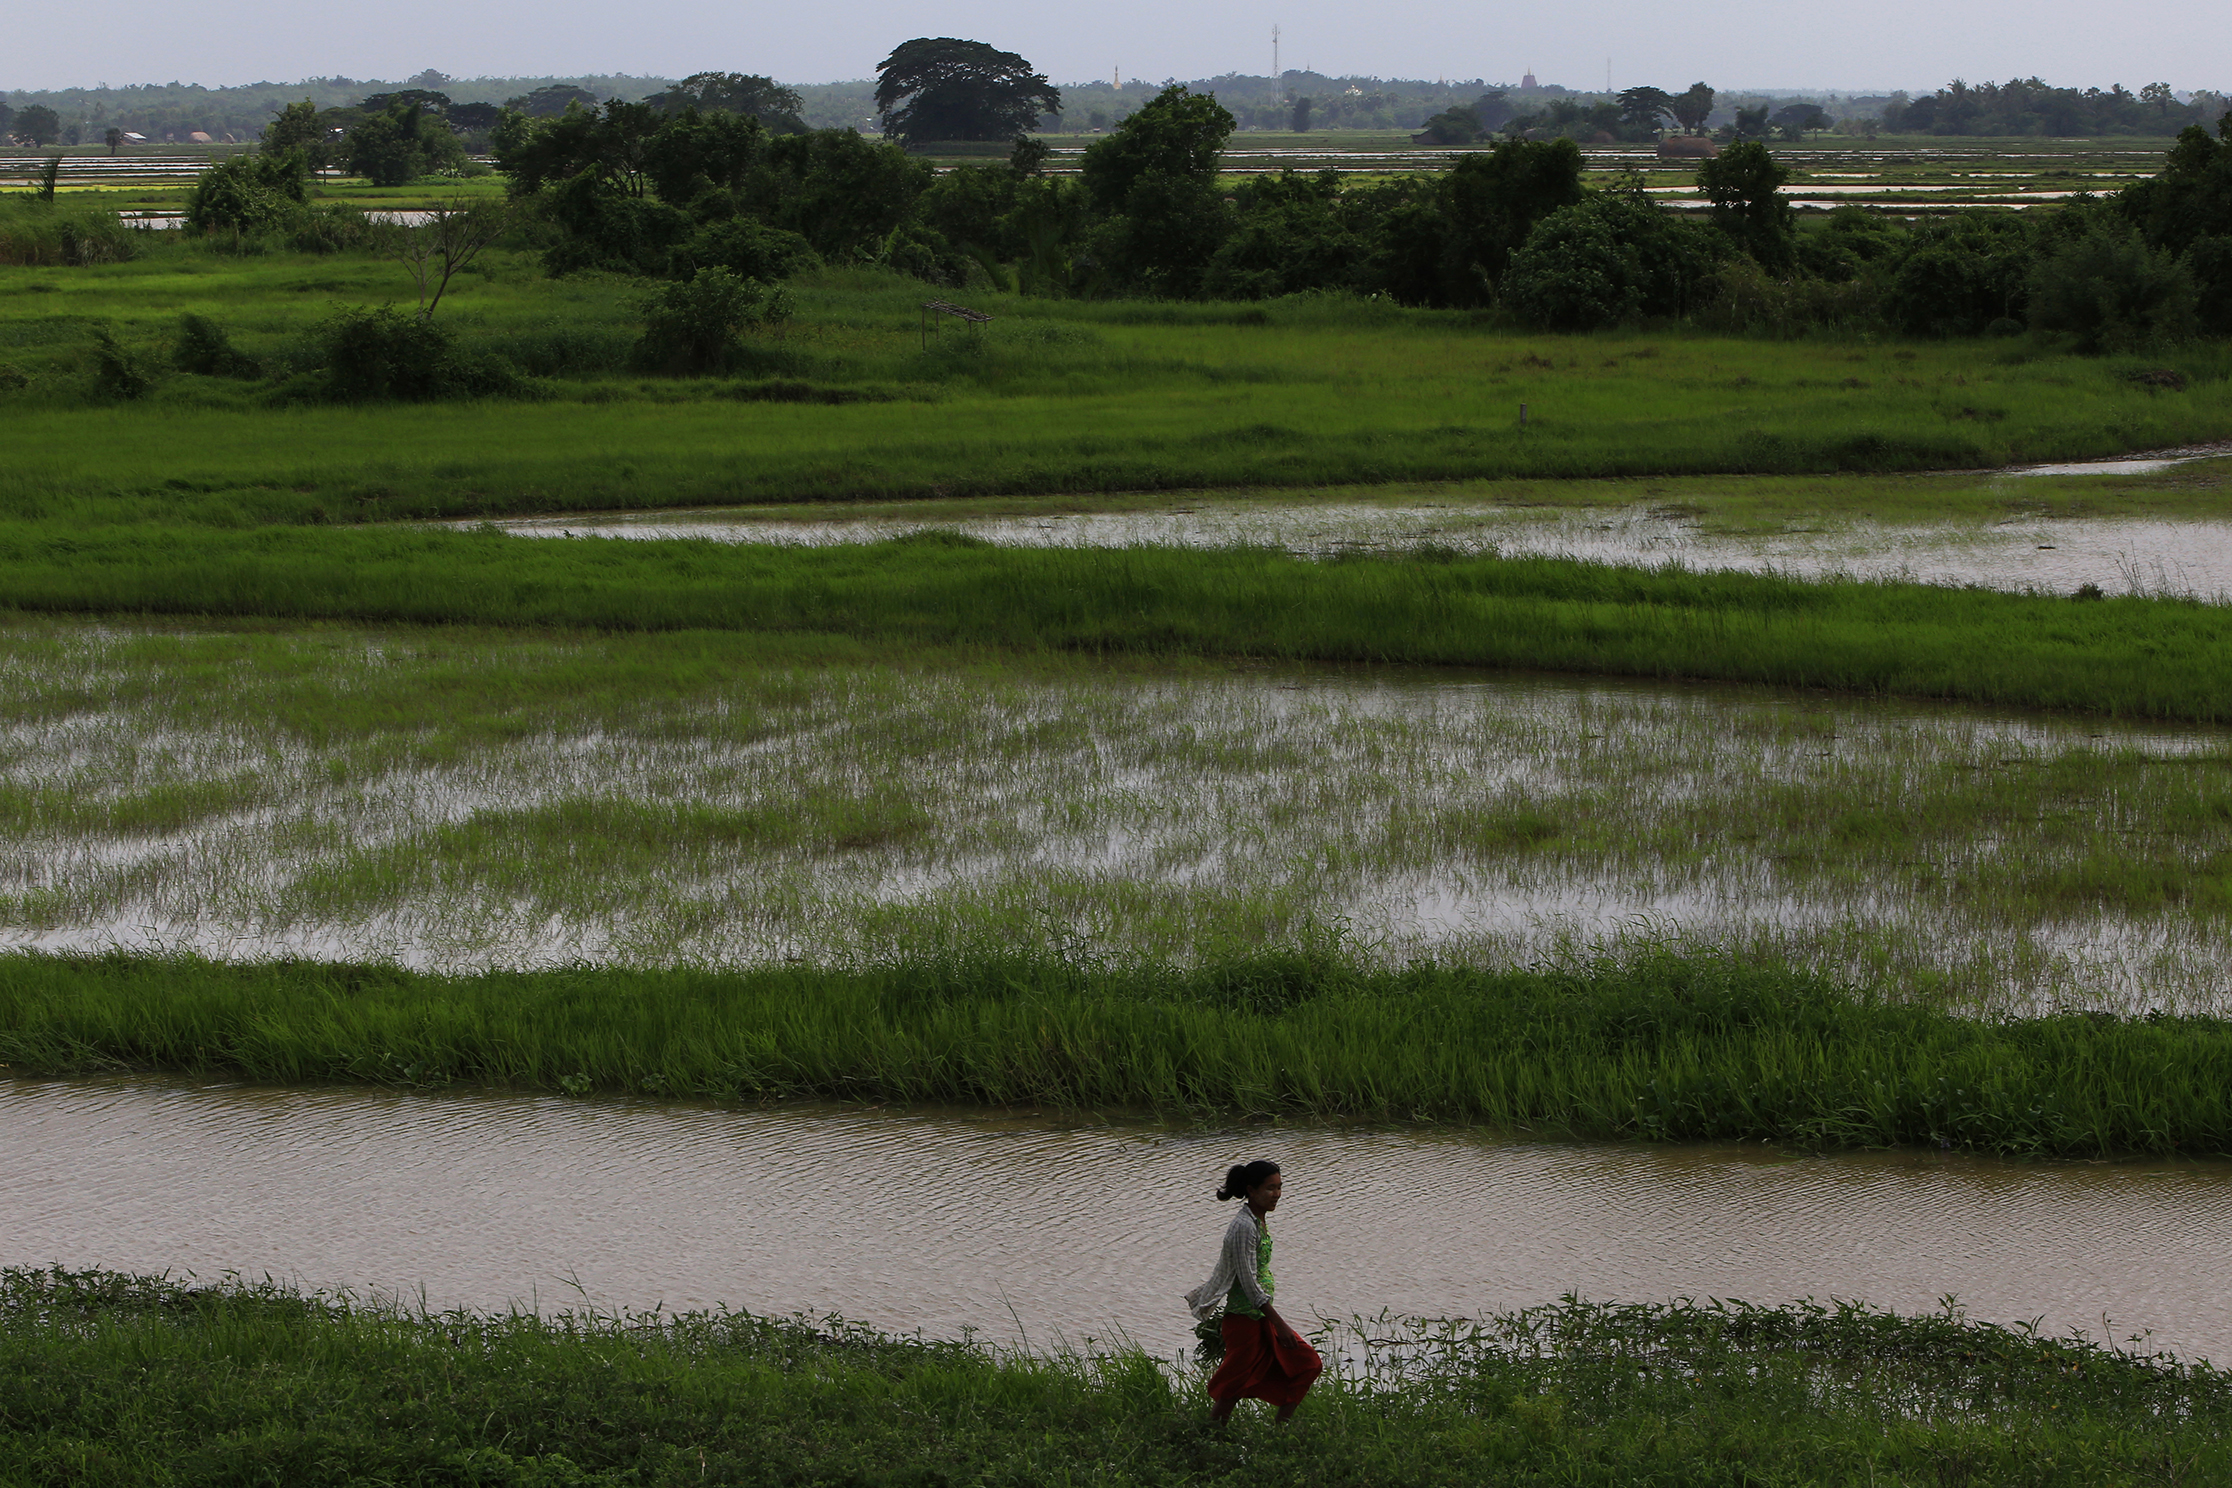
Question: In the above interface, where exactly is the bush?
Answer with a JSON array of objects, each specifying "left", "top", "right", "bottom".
[
  {"left": 89, "top": 328, "right": 155, "bottom": 400},
  {"left": 2185, "top": 233, "right": 2232, "bottom": 336},
  {"left": 173, "top": 314, "right": 263, "bottom": 378},
  {"left": 634, "top": 267, "right": 796, "bottom": 375},
  {"left": 2028, "top": 225, "right": 2198, "bottom": 353},
  {"left": 677, "top": 217, "right": 821, "bottom": 283},
  {"left": 1883, "top": 212, "right": 2035, "bottom": 336},
  {"left": 316, "top": 306, "right": 530, "bottom": 402},
  {"left": 1500, "top": 193, "right": 1718, "bottom": 330},
  {"left": 182, "top": 152, "right": 310, "bottom": 236}
]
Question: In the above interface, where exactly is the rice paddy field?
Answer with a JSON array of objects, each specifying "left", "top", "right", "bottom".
[
  {"left": 2, "top": 614, "right": 2229, "bottom": 1015},
  {"left": 12, "top": 120, "right": 2232, "bottom": 1484}
]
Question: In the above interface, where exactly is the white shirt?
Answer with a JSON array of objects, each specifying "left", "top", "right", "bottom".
[{"left": 1183, "top": 1205, "right": 1272, "bottom": 1322}]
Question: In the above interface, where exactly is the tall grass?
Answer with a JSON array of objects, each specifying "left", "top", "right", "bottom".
[
  {"left": 10, "top": 950, "right": 2232, "bottom": 1155},
  {"left": 8, "top": 527, "right": 2232, "bottom": 720},
  {"left": 8, "top": 1266, "right": 2225, "bottom": 1485},
  {"left": 0, "top": 197, "right": 138, "bottom": 268}
]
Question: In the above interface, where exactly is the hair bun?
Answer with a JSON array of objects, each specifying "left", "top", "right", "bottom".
[{"left": 1215, "top": 1159, "right": 1280, "bottom": 1201}]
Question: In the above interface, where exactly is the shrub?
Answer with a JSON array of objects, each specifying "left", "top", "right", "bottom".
[
  {"left": 634, "top": 267, "right": 796, "bottom": 375},
  {"left": 2185, "top": 233, "right": 2232, "bottom": 336},
  {"left": 677, "top": 217, "right": 821, "bottom": 283},
  {"left": 316, "top": 306, "right": 530, "bottom": 402},
  {"left": 1883, "top": 213, "right": 2035, "bottom": 336},
  {"left": 2028, "top": 225, "right": 2198, "bottom": 353},
  {"left": 89, "top": 328, "right": 155, "bottom": 400},
  {"left": 182, "top": 152, "right": 309, "bottom": 236},
  {"left": 173, "top": 314, "right": 262, "bottom": 378},
  {"left": 1500, "top": 193, "right": 1718, "bottom": 330}
]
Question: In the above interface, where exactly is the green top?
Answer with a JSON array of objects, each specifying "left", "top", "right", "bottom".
[{"left": 1225, "top": 1217, "right": 1274, "bottom": 1319}]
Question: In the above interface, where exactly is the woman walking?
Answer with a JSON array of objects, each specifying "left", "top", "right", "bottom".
[{"left": 1184, "top": 1159, "right": 1322, "bottom": 1423}]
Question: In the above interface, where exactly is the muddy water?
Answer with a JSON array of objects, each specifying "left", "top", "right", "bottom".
[{"left": 9, "top": 1078, "right": 2231, "bottom": 1362}]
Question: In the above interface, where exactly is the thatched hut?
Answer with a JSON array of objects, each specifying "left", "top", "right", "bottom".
[{"left": 1656, "top": 136, "right": 1718, "bottom": 159}]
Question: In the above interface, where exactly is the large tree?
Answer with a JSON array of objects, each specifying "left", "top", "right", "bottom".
[
  {"left": 13, "top": 104, "right": 61, "bottom": 146},
  {"left": 344, "top": 100, "right": 465, "bottom": 187},
  {"left": 1616, "top": 86, "right": 1674, "bottom": 134},
  {"left": 651, "top": 73, "right": 805, "bottom": 134},
  {"left": 875, "top": 38, "right": 1060, "bottom": 144},
  {"left": 1667, "top": 82, "right": 1716, "bottom": 134}
]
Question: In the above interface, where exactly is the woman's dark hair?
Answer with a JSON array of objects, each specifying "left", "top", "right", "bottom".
[{"left": 1217, "top": 1160, "right": 1280, "bottom": 1202}]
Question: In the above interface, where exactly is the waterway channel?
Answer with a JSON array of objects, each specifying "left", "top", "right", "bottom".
[{"left": 8, "top": 1077, "right": 2230, "bottom": 1363}]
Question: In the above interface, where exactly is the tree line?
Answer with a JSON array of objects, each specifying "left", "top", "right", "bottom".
[{"left": 452, "top": 51, "right": 2228, "bottom": 348}]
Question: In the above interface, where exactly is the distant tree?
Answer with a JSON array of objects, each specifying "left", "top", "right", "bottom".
[
  {"left": 1009, "top": 134, "right": 1049, "bottom": 175},
  {"left": 650, "top": 73, "right": 806, "bottom": 133},
  {"left": 1616, "top": 86, "right": 1673, "bottom": 133},
  {"left": 1667, "top": 82, "right": 1714, "bottom": 134},
  {"left": 2141, "top": 82, "right": 2176, "bottom": 118},
  {"left": 409, "top": 69, "right": 454, "bottom": 89},
  {"left": 1696, "top": 138, "right": 1793, "bottom": 267},
  {"left": 1770, "top": 103, "right": 1829, "bottom": 140},
  {"left": 1413, "top": 106, "right": 1483, "bottom": 146},
  {"left": 1290, "top": 96, "right": 1313, "bottom": 132},
  {"left": 345, "top": 100, "right": 466, "bottom": 186},
  {"left": 1440, "top": 136, "right": 1586, "bottom": 294},
  {"left": 1728, "top": 105, "right": 1771, "bottom": 141},
  {"left": 1078, "top": 86, "right": 1235, "bottom": 294},
  {"left": 183, "top": 151, "right": 310, "bottom": 234},
  {"left": 105, "top": 127, "right": 124, "bottom": 156},
  {"left": 0, "top": 102, "right": 14, "bottom": 141},
  {"left": 509, "top": 85, "right": 600, "bottom": 118},
  {"left": 448, "top": 102, "right": 503, "bottom": 132},
  {"left": 262, "top": 99, "right": 329, "bottom": 169},
  {"left": 14, "top": 104, "right": 61, "bottom": 146},
  {"left": 2029, "top": 223, "right": 2196, "bottom": 352},
  {"left": 875, "top": 37, "right": 1061, "bottom": 144},
  {"left": 361, "top": 89, "right": 453, "bottom": 118},
  {"left": 1079, "top": 84, "right": 1232, "bottom": 210}
]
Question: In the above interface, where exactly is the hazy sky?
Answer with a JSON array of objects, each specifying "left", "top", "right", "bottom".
[{"left": 6, "top": 0, "right": 2225, "bottom": 95}]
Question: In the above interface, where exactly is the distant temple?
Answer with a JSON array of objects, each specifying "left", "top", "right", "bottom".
[{"left": 1521, "top": 71, "right": 1537, "bottom": 88}]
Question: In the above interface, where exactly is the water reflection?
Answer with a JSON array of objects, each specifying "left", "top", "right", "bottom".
[
  {"left": 6, "top": 1077, "right": 2229, "bottom": 1362},
  {"left": 484, "top": 477, "right": 2232, "bottom": 600}
]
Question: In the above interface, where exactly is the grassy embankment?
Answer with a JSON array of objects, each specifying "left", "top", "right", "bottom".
[
  {"left": 11, "top": 1267, "right": 2223, "bottom": 1487},
  {"left": 3, "top": 232, "right": 2231, "bottom": 526},
  {"left": 10, "top": 952, "right": 2232, "bottom": 1155},
  {"left": 9, "top": 527, "right": 2232, "bottom": 720}
]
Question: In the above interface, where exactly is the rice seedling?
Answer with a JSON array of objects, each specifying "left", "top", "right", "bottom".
[
  {"left": 4, "top": 1266, "right": 2227, "bottom": 1485},
  {"left": 2, "top": 616, "right": 2228, "bottom": 1011}
]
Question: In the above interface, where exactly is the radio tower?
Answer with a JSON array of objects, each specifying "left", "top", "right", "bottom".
[{"left": 1272, "top": 25, "right": 1280, "bottom": 83}]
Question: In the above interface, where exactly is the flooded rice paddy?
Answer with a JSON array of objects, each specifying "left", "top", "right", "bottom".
[
  {"left": 9, "top": 1076, "right": 2232, "bottom": 1362},
  {"left": 490, "top": 460, "right": 2232, "bottom": 601},
  {"left": 4, "top": 619, "right": 2231, "bottom": 1011}
]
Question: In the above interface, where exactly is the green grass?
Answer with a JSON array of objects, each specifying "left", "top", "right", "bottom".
[
  {"left": 10, "top": 526, "right": 2232, "bottom": 720},
  {"left": 3, "top": 242, "right": 2229, "bottom": 527},
  {"left": 10, "top": 1267, "right": 2225, "bottom": 1487},
  {"left": 10, "top": 951, "right": 2232, "bottom": 1155}
]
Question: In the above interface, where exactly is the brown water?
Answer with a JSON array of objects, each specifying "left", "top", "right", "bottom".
[{"left": 9, "top": 1077, "right": 2231, "bottom": 1362}]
